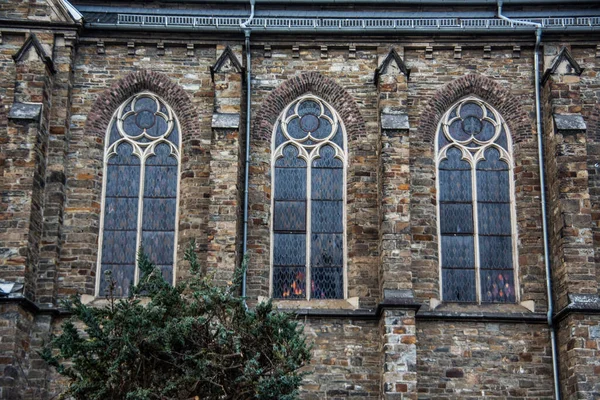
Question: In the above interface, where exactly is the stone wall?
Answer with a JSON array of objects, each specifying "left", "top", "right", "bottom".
[{"left": 1, "top": 5, "right": 600, "bottom": 398}]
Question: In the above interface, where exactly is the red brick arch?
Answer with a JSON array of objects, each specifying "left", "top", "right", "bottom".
[
  {"left": 417, "top": 73, "right": 532, "bottom": 145},
  {"left": 85, "top": 70, "right": 200, "bottom": 147},
  {"left": 253, "top": 71, "right": 366, "bottom": 143}
]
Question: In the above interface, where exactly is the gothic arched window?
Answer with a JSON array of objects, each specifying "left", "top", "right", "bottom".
[
  {"left": 96, "top": 92, "right": 181, "bottom": 297},
  {"left": 271, "top": 95, "right": 346, "bottom": 300},
  {"left": 436, "top": 97, "right": 518, "bottom": 303}
]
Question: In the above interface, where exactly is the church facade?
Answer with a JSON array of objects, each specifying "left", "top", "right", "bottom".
[{"left": 2, "top": 0, "right": 600, "bottom": 398}]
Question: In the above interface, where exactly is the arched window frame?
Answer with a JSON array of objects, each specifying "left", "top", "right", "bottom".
[
  {"left": 269, "top": 94, "right": 348, "bottom": 300},
  {"left": 95, "top": 91, "right": 182, "bottom": 296},
  {"left": 435, "top": 96, "right": 520, "bottom": 303}
]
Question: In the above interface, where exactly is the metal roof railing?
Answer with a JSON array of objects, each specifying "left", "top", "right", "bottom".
[{"left": 113, "top": 14, "right": 600, "bottom": 31}]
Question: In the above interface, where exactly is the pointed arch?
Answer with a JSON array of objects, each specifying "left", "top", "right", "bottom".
[
  {"left": 418, "top": 73, "right": 531, "bottom": 146},
  {"left": 253, "top": 72, "right": 366, "bottom": 144},
  {"left": 270, "top": 94, "right": 347, "bottom": 300},
  {"left": 436, "top": 96, "right": 518, "bottom": 303},
  {"left": 85, "top": 70, "right": 200, "bottom": 150},
  {"left": 96, "top": 92, "right": 182, "bottom": 297}
]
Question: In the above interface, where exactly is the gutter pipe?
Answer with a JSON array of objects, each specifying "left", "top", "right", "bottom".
[
  {"left": 498, "top": 1, "right": 561, "bottom": 399},
  {"left": 240, "top": 0, "right": 255, "bottom": 299},
  {"left": 84, "top": 23, "right": 600, "bottom": 34}
]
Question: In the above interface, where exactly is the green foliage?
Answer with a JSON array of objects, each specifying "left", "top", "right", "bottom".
[{"left": 41, "top": 242, "right": 311, "bottom": 400}]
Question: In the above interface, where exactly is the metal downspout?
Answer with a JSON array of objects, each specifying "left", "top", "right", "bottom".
[
  {"left": 240, "top": 0, "right": 254, "bottom": 299},
  {"left": 498, "top": 1, "right": 561, "bottom": 398},
  {"left": 534, "top": 27, "right": 562, "bottom": 400}
]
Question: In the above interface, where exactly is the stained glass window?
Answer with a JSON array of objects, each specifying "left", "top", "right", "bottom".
[
  {"left": 436, "top": 97, "right": 517, "bottom": 303},
  {"left": 272, "top": 95, "right": 346, "bottom": 300},
  {"left": 97, "top": 92, "right": 180, "bottom": 296}
]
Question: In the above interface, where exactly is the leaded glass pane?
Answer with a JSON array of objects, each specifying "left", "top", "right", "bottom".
[
  {"left": 495, "top": 127, "right": 508, "bottom": 150},
  {"left": 273, "top": 267, "right": 306, "bottom": 299},
  {"left": 311, "top": 233, "right": 343, "bottom": 267},
  {"left": 146, "top": 116, "right": 168, "bottom": 138},
  {"left": 478, "top": 203, "right": 511, "bottom": 235},
  {"left": 439, "top": 170, "right": 472, "bottom": 202},
  {"left": 441, "top": 235, "right": 474, "bottom": 269},
  {"left": 439, "top": 147, "right": 470, "bottom": 170},
  {"left": 460, "top": 102, "right": 484, "bottom": 119},
  {"left": 442, "top": 269, "right": 476, "bottom": 302},
  {"left": 101, "top": 230, "right": 137, "bottom": 264},
  {"left": 135, "top": 96, "right": 156, "bottom": 111},
  {"left": 142, "top": 231, "right": 175, "bottom": 265},
  {"left": 477, "top": 170, "right": 509, "bottom": 202},
  {"left": 312, "top": 168, "right": 343, "bottom": 200},
  {"left": 312, "top": 201, "right": 343, "bottom": 233},
  {"left": 439, "top": 203, "right": 473, "bottom": 234},
  {"left": 109, "top": 122, "right": 120, "bottom": 145},
  {"left": 167, "top": 124, "right": 180, "bottom": 147},
  {"left": 273, "top": 201, "right": 306, "bottom": 231},
  {"left": 311, "top": 267, "right": 343, "bottom": 299},
  {"left": 123, "top": 114, "right": 143, "bottom": 137},
  {"left": 156, "top": 265, "right": 174, "bottom": 284},
  {"left": 478, "top": 120, "right": 496, "bottom": 141},
  {"left": 142, "top": 199, "right": 177, "bottom": 230},
  {"left": 477, "top": 148, "right": 507, "bottom": 170},
  {"left": 108, "top": 142, "right": 140, "bottom": 166},
  {"left": 448, "top": 120, "right": 471, "bottom": 142},
  {"left": 313, "top": 146, "right": 343, "bottom": 168},
  {"left": 479, "top": 236, "right": 513, "bottom": 270},
  {"left": 331, "top": 125, "right": 344, "bottom": 150},
  {"left": 275, "top": 168, "right": 306, "bottom": 200},
  {"left": 286, "top": 118, "right": 306, "bottom": 140},
  {"left": 298, "top": 100, "right": 320, "bottom": 116},
  {"left": 275, "top": 145, "right": 306, "bottom": 168},
  {"left": 105, "top": 165, "right": 140, "bottom": 197},
  {"left": 103, "top": 197, "right": 139, "bottom": 231},
  {"left": 99, "top": 264, "right": 135, "bottom": 297},
  {"left": 275, "top": 124, "right": 286, "bottom": 148},
  {"left": 273, "top": 234, "right": 306, "bottom": 266},
  {"left": 481, "top": 270, "right": 515, "bottom": 303}
]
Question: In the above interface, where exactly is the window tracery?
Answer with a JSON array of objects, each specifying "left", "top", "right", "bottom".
[
  {"left": 271, "top": 94, "right": 346, "bottom": 300},
  {"left": 436, "top": 97, "right": 517, "bottom": 303},
  {"left": 97, "top": 92, "right": 180, "bottom": 297}
]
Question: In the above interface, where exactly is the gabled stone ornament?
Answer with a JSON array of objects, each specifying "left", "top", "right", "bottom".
[
  {"left": 210, "top": 46, "right": 244, "bottom": 82},
  {"left": 374, "top": 47, "right": 410, "bottom": 83},
  {"left": 12, "top": 34, "right": 56, "bottom": 74},
  {"left": 542, "top": 46, "right": 584, "bottom": 84}
]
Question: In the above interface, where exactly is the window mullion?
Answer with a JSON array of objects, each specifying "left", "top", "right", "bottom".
[
  {"left": 306, "top": 156, "right": 312, "bottom": 301},
  {"left": 134, "top": 145, "right": 146, "bottom": 285},
  {"left": 472, "top": 153, "right": 481, "bottom": 304}
]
